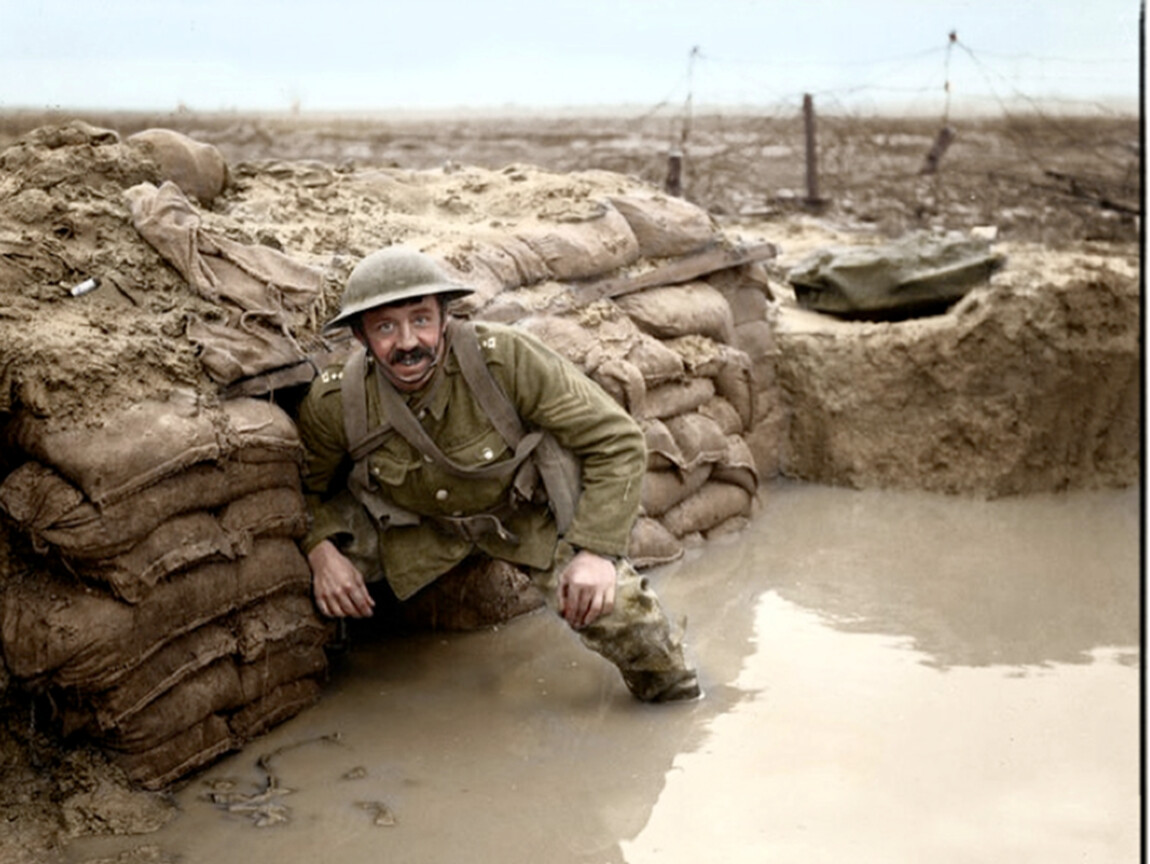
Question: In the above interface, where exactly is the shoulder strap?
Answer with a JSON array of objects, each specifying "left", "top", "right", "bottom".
[
  {"left": 450, "top": 319, "right": 527, "bottom": 449},
  {"left": 372, "top": 338, "right": 543, "bottom": 482},
  {"left": 450, "top": 320, "right": 582, "bottom": 534}
]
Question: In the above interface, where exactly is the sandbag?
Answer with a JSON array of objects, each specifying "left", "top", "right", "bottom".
[
  {"left": 112, "top": 713, "right": 236, "bottom": 791},
  {"left": 127, "top": 128, "right": 229, "bottom": 206},
  {"left": 236, "top": 592, "right": 333, "bottom": 662},
  {"left": 616, "top": 282, "right": 735, "bottom": 344},
  {"left": 590, "top": 357, "right": 646, "bottom": 416},
  {"left": 228, "top": 677, "right": 322, "bottom": 741},
  {"left": 86, "top": 595, "right": 328, "bottom": 732},
  {"left": 626, "top": 332, "right": 685, "bottom": 386},
  {"left": 641, "top": 464, "right": 712, "bottom": 518},
  {"left": 607, "top": 193, "right": 717, "bottom": 259},
  {"left": 628, "top": 517, "right": 684, "bottom": 570},
  {"left": 84, "top": 622, "right": 238, "bottom": 732},
  {"left": 82, "top": 511, "right": 236, "bottom": 604},
  {"left": 664, "top": 412, "right": 728, "bottom": 471},
  {"left": 514, "top": 203, "right": 640, "bottom": 281},
  {"left": 187, "top": 314, "right": 311, "bottom": 386},
  {"left": 643, "top": 419, "right": 683, "bottom": 471},
  {"left": 516, "top": 314, "right": 599, "bottom": 368},
  {"left": 712, "top": 435, "right": 760, "bottom": 495},
  {"left": 2, "top": 537, "right": 312, "bottom": 688},
  {"left": 220, "top": 486, "right": 308, "bottom": 556},
  {"left": 643, "top": 377, "right": 715, "bottom": 421},
  {"left": 661, "top": 481, "right": 753, "bottom": 537},
  {"left": 699, "top": 396, "right": 745, "bottom": 435},
  {"left": 14, "top": 395, "right": 301, "bottom": 508},
  {"left": 0, "top": 459, "right": 301, "bottom": 560},
  {"left": 102, "top": 658, "right": 244, "bottom": 753},
  {"left": 397, "top": 557, "right": 544, "bottom": 631},
  {"left": 106, "top": 645, "right": 326, "bottom": 754}
]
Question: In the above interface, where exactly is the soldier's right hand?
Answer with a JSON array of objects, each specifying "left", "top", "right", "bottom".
[{"left": 307, "top": 539, "right": 377, "bottom": 618}]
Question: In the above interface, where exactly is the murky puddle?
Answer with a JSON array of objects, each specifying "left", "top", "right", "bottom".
[{"left": 68, "top": 482, "right": 1141, "bottom": 864}]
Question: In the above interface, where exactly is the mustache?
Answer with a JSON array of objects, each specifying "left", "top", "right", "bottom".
[{"left": 388, "top": 345, "right": 436, "bottom": 365}]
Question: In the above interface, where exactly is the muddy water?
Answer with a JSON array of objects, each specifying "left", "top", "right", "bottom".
[{"left": 68, "top": 482, "right": 1141, "bottom": 864}]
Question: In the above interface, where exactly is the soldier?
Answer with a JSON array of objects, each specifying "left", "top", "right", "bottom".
[{"left": 297, "top": 246, "right": 700, "bottom": 703}]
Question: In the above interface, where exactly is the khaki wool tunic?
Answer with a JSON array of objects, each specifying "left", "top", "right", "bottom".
[{"left": 298, "top": 320, "right": 646, "bottom": 600}]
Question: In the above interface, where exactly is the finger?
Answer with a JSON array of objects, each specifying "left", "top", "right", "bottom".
[
  {"left": 602, "top": 579, "right": 616, "bottom": 618},
  {"left": 579, "top": 591, "right": 604, "bottom": 629}
]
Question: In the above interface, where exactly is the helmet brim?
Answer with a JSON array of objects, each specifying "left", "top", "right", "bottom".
[{"left": 322, "top": 283, "right": 474, "bottom": 333}]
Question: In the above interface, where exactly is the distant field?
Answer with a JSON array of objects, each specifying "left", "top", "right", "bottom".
[{"left": 1, "top": 108, "right": 1138, "bottom": 246}]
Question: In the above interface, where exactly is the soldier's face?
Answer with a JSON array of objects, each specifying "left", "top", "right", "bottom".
[{"left": 358, "top": 297, "right": 446, "bottom": 392}]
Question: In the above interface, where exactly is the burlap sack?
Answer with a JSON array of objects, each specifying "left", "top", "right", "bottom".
[
  {"left": 104, "top": 645, "right": 326, "bottom": 754},
  {"left": 713, "top": 346, "right": 755, "bottom": 431},
  {"left": 187, "top": 314, "right": 310, "bottom": 386},
  {"left": 712, "top": 435, "right": 760, "bottom": 495},
  {"left": 643, "top": 377, "right": 715, "bottom": 421},
  {"left": 641, "top": 464, "right": 712, "bottom": 518},
  {"left": 626, "top": 332, "right": 685, "bottom": 387},
  {"left": 660, "top": 481, "right": 753, "bottom": 537},
  {"left": 83, "top": 511, "right": 236, "bottom": 603},
  {"left": 0, "top": 459, "right": 301, "bottom": 560},
  {"left": 112, "top": 713, "right": 236, "bottom": 791},
  {"left": 590, "top": 357, "right": 646, "bottom": 416},
  {"left": 606, "top": 193, "right": 717, "bottom": 259},
  {"left": 103, "top": 658, "right": 244, "bottom": 753},
  {"left": 699, "top": 396, "right": 746, "bottom": 436},
  {"left": 627, "top": 516, "right": 684, "bottom": 570},
  {"left": 220, "top": 486, "right": 308, "bottom": 556},
  {"left": 516, "top": 313, "right": 601, "bottom": 369},
  {"left": 236, "top": 592, "right": 333, "bottom": 662},
  {"left": 2, "top": 537, "right": 311, "bottom": 689},
  {"left": 85, "top": 622, "right": 237, "bottom": 732},
  {"left": 13, "top": 395, "right": 301, "bottom": 508},
  {"left": 616, "top": 282, "right": 735, "bottom": 344},
  {"left": 228, "top": 677, "right": 322, "bottom": 741},
  {"left": 513, "top": 203, "right": 640, "bottom": 282},
  {"left": 664, "top": 413, "right": 728, "bottom": 471},
  {"left": 643, "top": 419, "right": 683, "bottom": 471},
  {"left": 127, "top": 128, "right": 229, "bottom": 206},
  {"left": 84, "top": 595, "right": 328, "bottom": 733}
]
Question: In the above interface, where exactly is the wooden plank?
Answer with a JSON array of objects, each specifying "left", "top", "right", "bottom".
[{"left": 571, "top": 240, "right": 778, "bottom": 305}]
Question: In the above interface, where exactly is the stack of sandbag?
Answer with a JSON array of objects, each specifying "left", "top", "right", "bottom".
[
  {"left": 413, "top": 188, "right": 778, "bottom": 569},
  {"left": 0, "top": 392, "right": 332, "bottom": 789},
  {"left": 517, "top": 293, "right": 760, "bottom": 570}
]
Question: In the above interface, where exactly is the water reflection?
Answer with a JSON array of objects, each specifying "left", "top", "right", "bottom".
[
  {"left": 664, "top": 482, "right": 1141, "bottom": 670},
  {"left": 65, "top": 483, "right": 1140, "bottom": 864}
]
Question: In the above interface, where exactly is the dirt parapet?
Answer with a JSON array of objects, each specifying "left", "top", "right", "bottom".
[{"left": 773, "top": 243, "right": 1140, "bottom": 495}]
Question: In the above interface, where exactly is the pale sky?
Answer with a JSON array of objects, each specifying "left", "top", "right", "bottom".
[{"left": 1, "top": 0, "right": 1141, "bottom": 114}]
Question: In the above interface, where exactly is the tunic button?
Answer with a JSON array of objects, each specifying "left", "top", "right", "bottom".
[
  {"left": 424, "top": 454, "right": 433, "bottom": 463},
  {"left": 435, "top": 489, "right": 449, "bottom": 501},
  {"left": 482, "top": 448, "right": 494, "bottom": 460},
  {"left": 418, "top": 408, "right": 428, "bottom": 419}
]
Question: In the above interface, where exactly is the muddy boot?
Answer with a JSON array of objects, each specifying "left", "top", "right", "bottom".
[{"left": 622, "top": 668, "right": 703, "bottom": 703}]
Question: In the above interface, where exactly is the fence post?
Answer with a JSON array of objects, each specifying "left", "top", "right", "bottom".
[
  {"left": 803, "top": 93, "right": 821, "bottom": 207},
  {"left": 920, "top": 126, "right": 956, "bottom": 174},
  {"left": 664, "top": 149, "right": 683, "bottom": 197}
]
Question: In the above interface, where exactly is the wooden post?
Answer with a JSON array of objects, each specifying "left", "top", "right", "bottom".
[
  {"left": 920, "top": 126, "right": 956, "bottom": 174},
  {"left": 664, "top": 149, "right": 683, "bottom": 197},
  {"left": 803, "top": 93, "right": 819, "bottom": 205}
]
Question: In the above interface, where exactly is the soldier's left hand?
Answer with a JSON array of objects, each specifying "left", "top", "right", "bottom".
[{"left": 558, "top": 550, "right": 617, "bottom": 629}]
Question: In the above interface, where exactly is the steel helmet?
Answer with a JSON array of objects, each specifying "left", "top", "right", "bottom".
[{"left": 323, "top": 246, "right": 474, "bottom": 333}]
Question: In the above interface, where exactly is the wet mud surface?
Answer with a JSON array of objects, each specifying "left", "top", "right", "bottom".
[{"left": 65, "top": 482, "right": 1140, "bottom": 864}]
